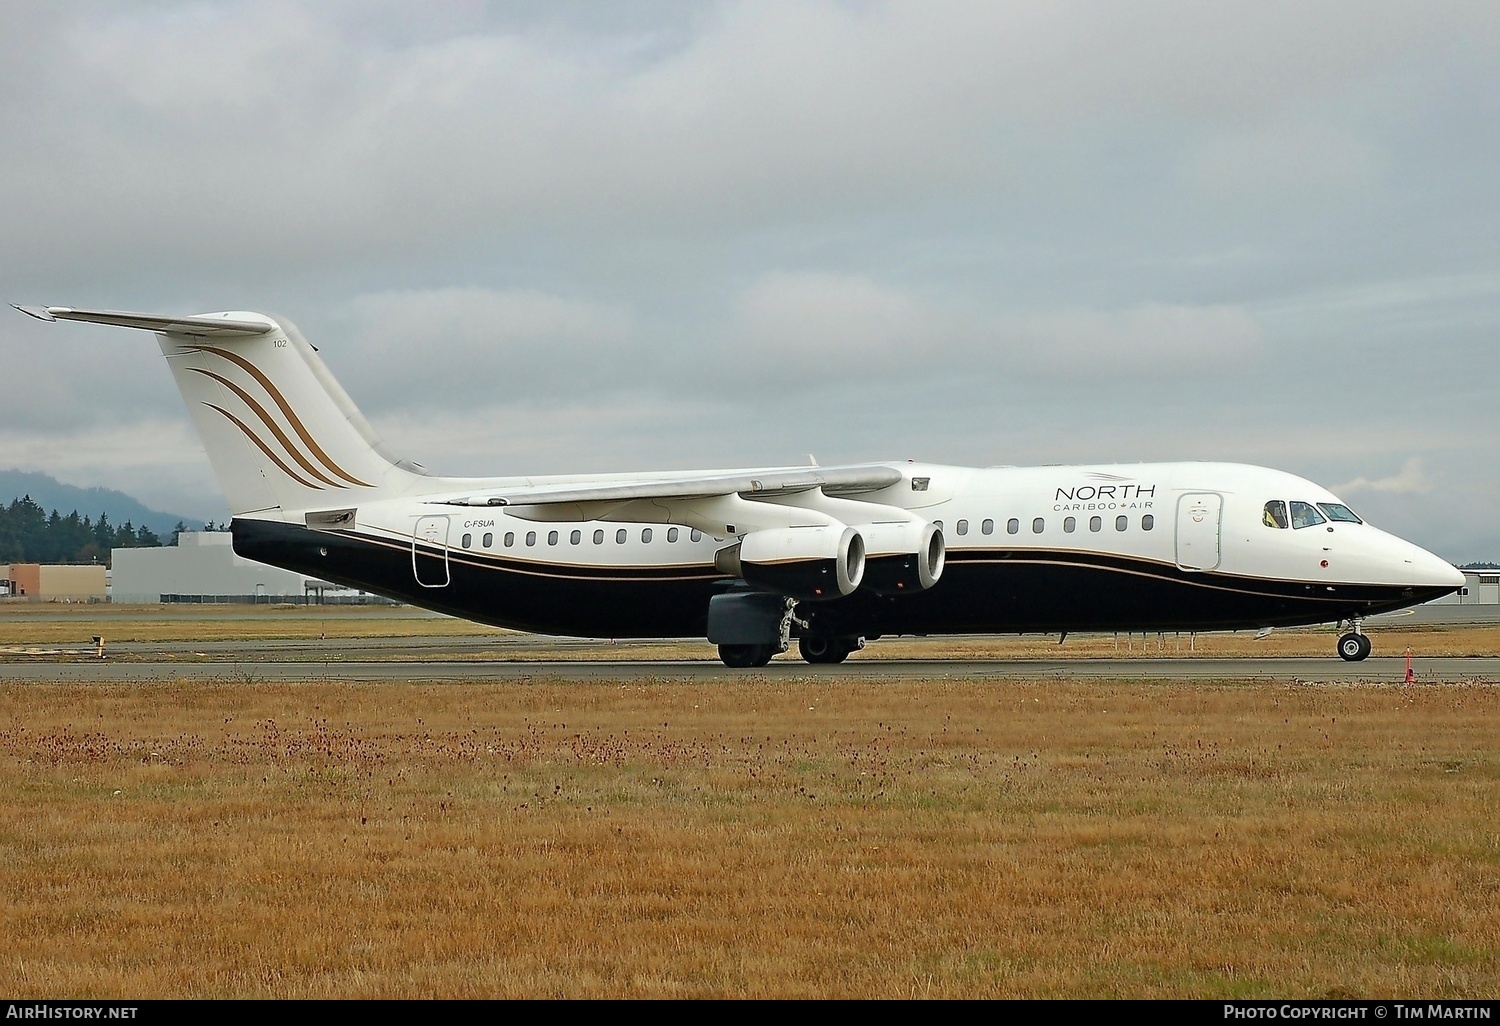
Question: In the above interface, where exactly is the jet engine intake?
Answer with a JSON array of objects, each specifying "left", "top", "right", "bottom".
[
  {"left": 716, "top": 524, "right": 865, "bottom": 600},
  {"left": 858, "top": 520, "right": 945, "bottom": 595}
]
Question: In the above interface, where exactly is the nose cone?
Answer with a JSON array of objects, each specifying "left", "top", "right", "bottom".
[{"left": 1408, "top": 545, "right": 1466, "bottom": 591}]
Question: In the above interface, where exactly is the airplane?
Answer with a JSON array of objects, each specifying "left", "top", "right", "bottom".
[{"left": 14, "top": 304, "right": 1466, "bottom": 666}]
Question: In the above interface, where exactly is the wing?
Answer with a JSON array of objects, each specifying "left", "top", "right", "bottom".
[{"left": 430, "top": 464, "right": 905, "bottom": 509}]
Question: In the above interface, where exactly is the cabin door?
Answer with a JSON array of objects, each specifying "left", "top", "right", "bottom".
[
  {"left": 1175, "top": 493, "right": 1223, "bottom": 571},
  {"left": 413, "top": 515, "right": 451, "bottom": 587}
]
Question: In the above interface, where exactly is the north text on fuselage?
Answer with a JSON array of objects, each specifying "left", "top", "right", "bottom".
[{"left": 1054, "top": 483, "right": 1157, "bottom": 512}]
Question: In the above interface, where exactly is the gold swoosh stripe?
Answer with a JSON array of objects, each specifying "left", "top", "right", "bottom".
[
  {"left": 202, "top": 402, "right": 324, "bottom": 490},
  {"left": 189, "top": 367, "right": 345, "bottom": 489},
  {"left": 192, "top": 345, "right": 373, "bottom": 487}
]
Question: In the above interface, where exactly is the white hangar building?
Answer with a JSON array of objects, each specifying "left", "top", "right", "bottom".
[
  {"left": 1430, "top": 570, "right": 1500, "bottom": 605},
  {"left": 110, "top": 530, "right": 323, "bottom": 603}
]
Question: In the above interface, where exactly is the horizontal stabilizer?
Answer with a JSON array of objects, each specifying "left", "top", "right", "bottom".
[
  {"left": 432, "top": 465, "right": 906, "bottom": 508},
  {"left": 12, "top": 305, "right": 274, "bottom": 338}
]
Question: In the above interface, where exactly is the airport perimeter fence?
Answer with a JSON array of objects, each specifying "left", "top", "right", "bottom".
[{"left": 158, "top": 593, "right": 402, "bottom": 606}]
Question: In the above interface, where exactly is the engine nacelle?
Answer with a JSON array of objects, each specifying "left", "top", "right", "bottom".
[
  {"left": 715, "top": 525, "right": 865, "bottom": 600},
  {"left": 858, "top": 520, "right": 945, "bottom": 595}
]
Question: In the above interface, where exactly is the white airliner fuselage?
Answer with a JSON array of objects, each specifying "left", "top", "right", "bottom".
[{"left": 16, "top": 305, "right": 1465, "bottom": 666}]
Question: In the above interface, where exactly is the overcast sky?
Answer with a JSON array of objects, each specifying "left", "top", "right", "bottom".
[{"left": 2, "top": 1, "right": 1497, "bottom": 560}]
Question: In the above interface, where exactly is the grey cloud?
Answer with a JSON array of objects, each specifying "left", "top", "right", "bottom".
[
  {"left": 1335, "top": 458, "right": 1435, "bottom": 496},
  {"left": 329, "top": 286, "right": 635, "bottom": 412},
  {"left": 0, "top": 1, "right": 1496, "bottom": 557},
  {"left": 722, "top": 272, "right": 1262, "bottom": 382},
  {"left": 1180, "top": 122, "right": 1389, "bottom": 214},
  {"left": 997, "top": 304, "right": 1264, "bottom": 376},
  {"left": 0, "top": 316, "right": 186, "bottom": 430},
  {"left": 6, "top": 1, "right": 1495, "bottom": 287}
]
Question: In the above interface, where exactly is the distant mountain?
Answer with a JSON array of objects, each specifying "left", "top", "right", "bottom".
[{"left": 0, "top": 469, "right": 204, "bottom": 538}]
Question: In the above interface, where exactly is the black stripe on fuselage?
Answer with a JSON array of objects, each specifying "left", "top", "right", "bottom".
[{"left": 232, "top": 518, "right": 1442, "bottom": 639}]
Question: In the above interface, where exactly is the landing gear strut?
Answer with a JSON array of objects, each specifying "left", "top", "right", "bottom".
[
  {"left": 715, "top": 598, "right": 805, "bottom": 668},
  {"left": 1337, "top": 619, "right": 1371, "bottom": 662}
]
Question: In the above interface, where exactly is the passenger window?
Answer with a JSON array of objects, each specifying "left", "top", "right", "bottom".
[
  {"left": 981, "top": 519, "right": 994, "bottom": 535},
  {"left": 1115, "top": 515, "right": 1127, "bottom": 531},
  {"left": 548, "top": 530, "right": 559, "bottom": 545},
  {"left": 667, "top": 527, "right": 679, "bottom": 542},
  {"left": 1063, "top": 517, "right": 1076, "bottom": 533},
  {"left": 642, "top": 528, "right": 653, "bottom": 543},
  {"left": 504, "top": 532, "right": 514, "bottom": 547},
  {"left": 934, "top": 520, "right": 944, "bottom": 532},
  {"left": 1263, "top": 500, "right": 1289, "bottom": 529},
  {"left": 1032, "top": 518, "right": 1044, "bottom": 534},
  {"left": 1290, "top": 501, "right": 1326, "bottom": 529},
  {"left": 690, "top": 529, "right": 702, "bottom": 542},
  {"left": 461, "top": 533, "right": 472, "bottom": 548},
  {"left": 1141, "top": 515, "right": 1153, "bottom": 531},
  {"left": 1007, "top": 518, "right": 1019, "bottom": 535},
  {"left": 1317, "top": 503, "right": 1362, "bottom": 524},
  {"left": 616, "top": 529, "right": 627, "bottom": 544},
  {"left": 956, "top": 519, "right": 968, "bottom": 536},
  {"left": 1089, "top": 516, "right": 1102, "bottom": 532},
  {"left": 593, "top": 529, "right": 604, "bottom": 544},
  {"left": 482, "top": 532, "right": 493, "bottom": 548},
  {"left": 525, "top": 531, "right": 536, "bottom": 546},
  {"left": 570, "top": 529, "right": 581, "bottom": 545}
]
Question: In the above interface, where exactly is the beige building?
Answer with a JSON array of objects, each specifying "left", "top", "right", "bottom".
[{"left": 2, "top": 563, "right": 108, "bottom": 600}]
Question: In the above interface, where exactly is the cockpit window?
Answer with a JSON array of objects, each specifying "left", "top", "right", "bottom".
[
  {"left": 1262, "top": 500, "right": 1289, "bottom": 529},
  {"left": 1317, "top": 502, "right": 1362, "bottom": 524},
  {"left": 1290, "top": 501, "right": 1326, "bottom": 529}
]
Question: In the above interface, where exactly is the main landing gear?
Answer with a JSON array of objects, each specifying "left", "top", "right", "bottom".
[
  {"left": 1336, "top": 619, "right": 1372, "bottom": 662},
  {"left": 797, "top": 634, "right": 863, "bottom": 665},
  {"left": 717, "top": 643, "right": 777, "bottom": 668},
  {"left": 716, "top": 597, "right": 805, "bottom": 668},
  {"left": 711, "top": 595, "right": 866, "bottom": 667}
]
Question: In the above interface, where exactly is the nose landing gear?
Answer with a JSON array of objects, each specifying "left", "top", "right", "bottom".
[{"left": 1336, "top": 619, "right": 1371, "bottom": 661}]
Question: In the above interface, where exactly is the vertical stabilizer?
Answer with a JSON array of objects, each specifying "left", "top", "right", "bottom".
[
  {"left": 160, "top": 314, "right": 427, "bottom": 516},
  {"left": 16, "top": 306, "right": 428, "bottom": 517}
]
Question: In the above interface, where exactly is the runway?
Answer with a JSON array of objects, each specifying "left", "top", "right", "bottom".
[
  {"left": 3, "top": 603, "right": 1496, "bottom": 684},
  {"left": 1, "top": 646, "right": 1495, "bottom": 684}
]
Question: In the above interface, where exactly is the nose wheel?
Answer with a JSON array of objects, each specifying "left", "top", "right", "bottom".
[{"left": 1337, "top": 631, "right": 1371, "bottom": 662}]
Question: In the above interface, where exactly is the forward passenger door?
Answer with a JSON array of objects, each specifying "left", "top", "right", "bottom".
[{"left": 1175, "top": 493, "right": 1223, "bottom": 571}]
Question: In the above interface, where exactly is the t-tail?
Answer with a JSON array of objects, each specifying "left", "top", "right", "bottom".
[{"left": 13, "top": 306, "right": 431, "bottom": 518}]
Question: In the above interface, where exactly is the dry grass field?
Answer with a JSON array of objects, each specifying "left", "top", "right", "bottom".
[{"left": 2, "top": 672, "right": 1497, "bottom": 998}]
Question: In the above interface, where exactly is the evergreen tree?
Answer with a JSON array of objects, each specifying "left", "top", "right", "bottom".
[
  {"left": 0, "top": 501, "right": 163, "bottom": 564},
  {"left": 43, "top": 510, "right": 64, "bottom": 563},
  {"left": 59, "top": 511, "right": 92, "bottom": 561}
]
